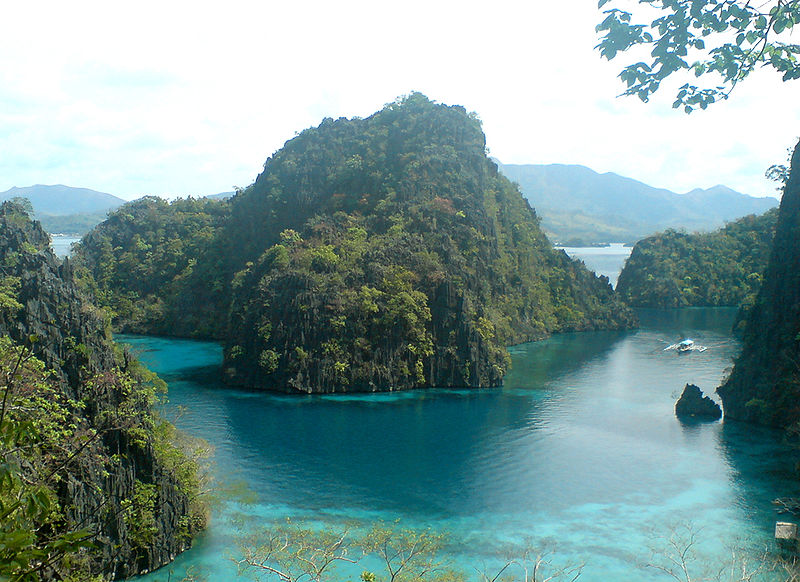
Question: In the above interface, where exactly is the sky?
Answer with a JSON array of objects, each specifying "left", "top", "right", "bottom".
[{"left": 2, "top": 0, "right": 798, "bottom": 201}]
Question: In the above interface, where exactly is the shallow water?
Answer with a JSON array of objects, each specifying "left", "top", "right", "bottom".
[{"left": 126, "top": 308, "right": 799, "bottom": 581}]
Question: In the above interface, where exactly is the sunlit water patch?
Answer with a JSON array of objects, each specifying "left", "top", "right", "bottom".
[
  {"left": 125, "top": 308, "right": 799, "bottom": 581},
  {"left": 50, "top": 235, "right": 80, "bottom": 257}
]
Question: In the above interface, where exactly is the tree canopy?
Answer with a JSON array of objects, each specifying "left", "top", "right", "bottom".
[
  {"left": 596, "top": 0, "right": 800, "bottom": 111},
  {"left": 616, "top": 208, "right": 777, "bottom": 309}
]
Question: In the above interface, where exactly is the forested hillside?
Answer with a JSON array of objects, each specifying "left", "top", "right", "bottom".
[
  {"left": 0, "top": 201, "right": 205, "bottom": 580},
  {"left": 74, "top": 196, "right": 230, "bottom": 338},
  {"left": 75, "top": 94, "right": 636, "bottom": 393},
  {"left": 615, "top": 208, "right": 777, "bottom": 308}
]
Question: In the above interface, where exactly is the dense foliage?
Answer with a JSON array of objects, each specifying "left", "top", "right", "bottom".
[
  {"left": 75, "top": 94, "right": 635, "bottom": 393},
  {"left": 73, "top": 196, "right": 230, "bottom": 338},
  {"left": 615, "top": 208, "right": 777, "bottom": 308},
  {"left": 223, "top": 94, "right": 635, "bottom": 392},
  {"left": 0, "top": 201, "right": 207, "bottom": 579},
  {"left": 37, "top": 212, "right": 112, "bottom": 237}
]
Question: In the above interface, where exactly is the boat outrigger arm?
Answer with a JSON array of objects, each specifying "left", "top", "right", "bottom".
[{"left": 664, "top": 339, "right": 708, "bottom": 353}]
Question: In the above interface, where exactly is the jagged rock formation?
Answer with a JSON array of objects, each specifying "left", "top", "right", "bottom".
[
  {"left": 717, "top": 140, "right": 800, "bottom": 427},
  {"left": 74, "top": 94, "right": 637, "bottom": 394},
  {"left": 221, "top": 94, "right": 636, "bottom": 392},
  {"left": 675, "top": 384, "right": 722, "bottom": 420},
  {"left": 0, "top": 201, "right": 204, "bottom": 579}
]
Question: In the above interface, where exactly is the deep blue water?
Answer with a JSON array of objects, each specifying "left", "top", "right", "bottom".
[{"left": 126, "top": 308, "right": 799, "bottom": 581}]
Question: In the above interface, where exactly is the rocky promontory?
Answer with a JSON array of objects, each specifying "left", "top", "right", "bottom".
[{"left": 74, "top": 94, "right": 637, "bottom": 394}]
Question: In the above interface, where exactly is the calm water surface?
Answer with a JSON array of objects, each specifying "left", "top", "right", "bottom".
[
  {"left": 50, "top": 235, "right": 80, "bottom": 257},
  {"left": 127, "top": 308, "right": 798, "bottom": 581},
  {"left": 558, "top": 244, "right": 632, "bottom": 287}
]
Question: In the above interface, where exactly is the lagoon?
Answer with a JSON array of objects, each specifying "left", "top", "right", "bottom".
[{"left": 126, "top": 307, "right": 798, "bottom": 581}]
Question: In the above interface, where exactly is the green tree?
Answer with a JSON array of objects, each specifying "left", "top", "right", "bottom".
[{"left": 596, "top": 0, "right": 800, "bottom": 111}]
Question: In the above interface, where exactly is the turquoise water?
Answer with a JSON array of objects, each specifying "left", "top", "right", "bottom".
[{"left": 125, "top": 308, "right": 799, "bottom": 581}]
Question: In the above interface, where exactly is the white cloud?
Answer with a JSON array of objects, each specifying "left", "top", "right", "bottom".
[{"left": 0, "top": 0, "right": 797, "bottom": 200}]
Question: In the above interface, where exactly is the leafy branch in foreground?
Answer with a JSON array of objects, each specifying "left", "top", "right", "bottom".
[
  {"left": 596, "top": 0, "right": 800, "bottom": 111},
  {"left": 0, "top": 337, "right": 99, "bottom": 581}
]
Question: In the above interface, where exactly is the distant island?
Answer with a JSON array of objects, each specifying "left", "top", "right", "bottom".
[
  {"left": 0, "top": 186, "right": 235, "bottom": 236},
  {"left": 499, "top": 163, "right": 777, "bottom": 245}
]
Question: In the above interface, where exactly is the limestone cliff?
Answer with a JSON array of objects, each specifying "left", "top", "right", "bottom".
[
  {"left": 717, "top": 140, "right": 800, "bottom": 427},
  {"left": 0, "top": 201, "right": 204, "bottom": 580},
  {"left": 222, "top": 94, "right": 636, "bottom": 392},
  {"left": 73, "top": 94, "right": 637, "bottom": 394}
]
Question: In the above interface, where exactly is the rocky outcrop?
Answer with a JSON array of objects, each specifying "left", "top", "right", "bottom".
[
  {"left": 221, "top": 94, "right": 636, "bottom": 393},
  {"left": 0, "top": 201, "right": 202, "bottom": 579},
  {"left": 675, "top": 384, "right": 722, "bottom": 420},
  {"left": 717, "top": 140, "right": 800, "bottom": 427},
  {"left": 616, "top": 209, "right": 777, "bottom": 309},
  {"left": 74, "top": 94, "right": 636, "bottom": 394}
]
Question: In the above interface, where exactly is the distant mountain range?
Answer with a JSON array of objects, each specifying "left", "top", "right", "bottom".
[
  {"left": 205, "top": 191, "right": 234, "bottom": 200},
  {"left": 0, "top": 185, "right": 126, "bottom": 235},
  {"left": 499, "top": 163, "right": 778, "bottom": 244},
  {"left": 0, "top": 185, "right": 234, "bottom": 235},
  {"left": 3, "top": 172, "right": 778, "bottom": 244},
  {"left": 0, "top": 185, "right": 125, "bottom": 215}
]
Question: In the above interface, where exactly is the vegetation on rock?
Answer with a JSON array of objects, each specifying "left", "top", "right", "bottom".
[
  {"left": 73, "top": 196, "right": 230, "bottom": 338},
  {"left": 616, "top": 208, "right": 777, "bottom": 309},
  {"left": 595, "top": 0, "right": 800, "bottom": 428},
  {"left": 718, "top": 142, "right": 800, "bottom": 427},
  {"left": 0, "top": 200, "right": 207, "bottom": 580},
  {"left": 74, "top": 94, "right": 636, "bottom": 393}
]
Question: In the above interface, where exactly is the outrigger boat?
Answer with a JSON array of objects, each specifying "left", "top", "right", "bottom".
[{"left": 664, "top": 339, "right": 707, "bottom": 354}]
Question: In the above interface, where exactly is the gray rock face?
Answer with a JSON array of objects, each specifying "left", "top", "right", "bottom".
[
  {"left": 0, "top": 201, "right": 199, "bottom": 579},
  {"left": 717, "top": 140, "right": 800, "bottom": 427},
  {"left": 676, "top": 383, "right": 722, "bottom": 420}
]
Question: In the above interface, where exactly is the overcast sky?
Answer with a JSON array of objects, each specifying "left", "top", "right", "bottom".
[{"left": 2, "top": 0, "right": 798, "bottom": 201}]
